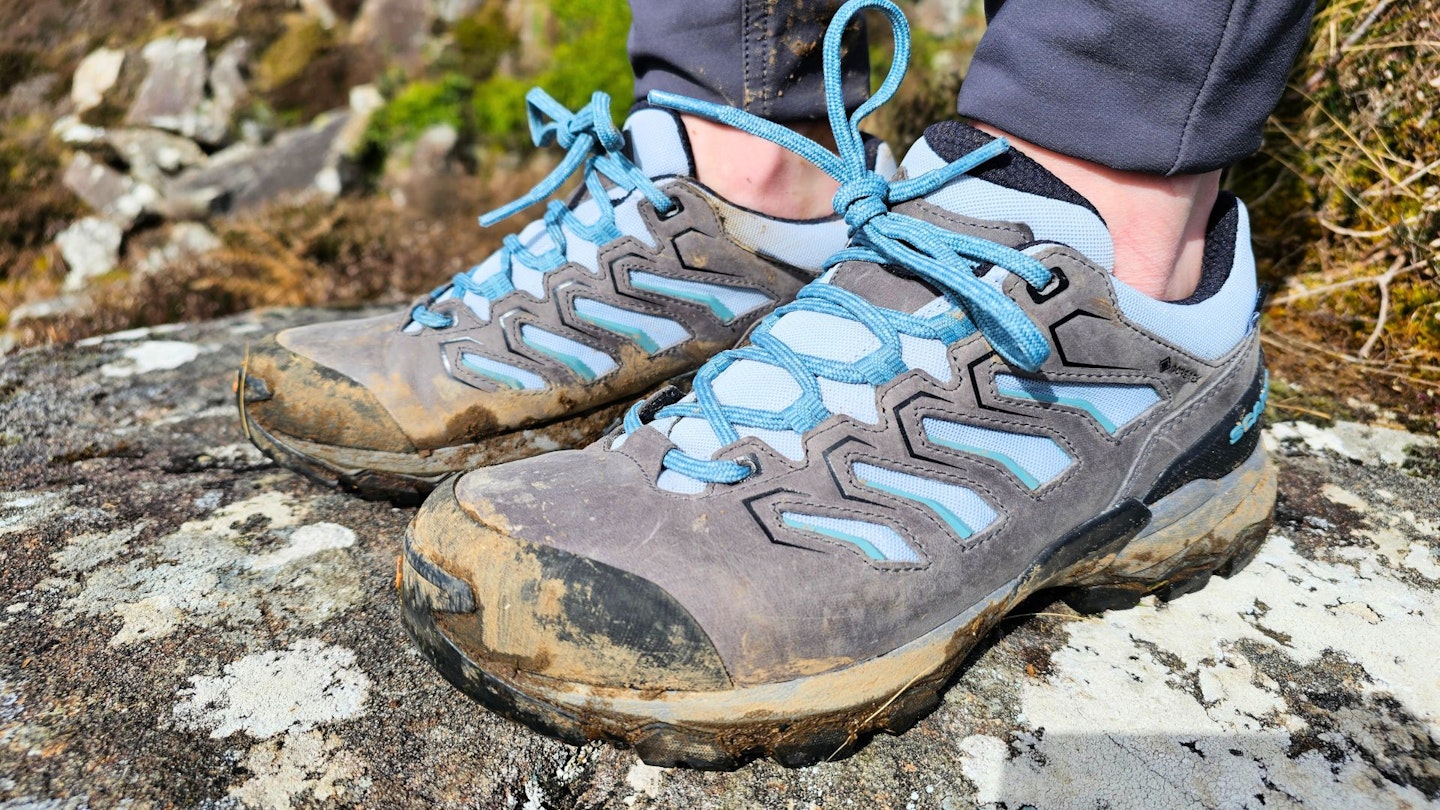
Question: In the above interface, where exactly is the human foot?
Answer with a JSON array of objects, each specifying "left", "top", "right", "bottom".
[
  {"left": 399, "top": 0, "right": 1274, "bottom": 767},
  {"left": 238, "top": 91, "right": 895, "bottom": 502}
]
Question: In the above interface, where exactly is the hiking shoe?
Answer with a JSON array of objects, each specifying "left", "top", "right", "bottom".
[
  {"left": 399, "top": 3, "right": 1276, "bottom": 768},
  {"left": 238, "top": 92, "right": 895, "bottom": 501}
]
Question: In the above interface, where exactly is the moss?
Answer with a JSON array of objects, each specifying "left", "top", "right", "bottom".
[
  {"left": 471, "top": 0, "right": 632, "bottom": 144},
  {"left": 450, "top": 1, "right": 518, "bottom": 82},
  {"left": 256, "top": 14, "right": 333, "bottom": 92},
  {"left": 362, "top": 73, "right": 475, "bottom": 159}
]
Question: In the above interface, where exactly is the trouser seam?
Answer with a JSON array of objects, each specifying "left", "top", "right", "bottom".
[{"left": 1169, "top": 0, "right": 1242, "bottom": 175}]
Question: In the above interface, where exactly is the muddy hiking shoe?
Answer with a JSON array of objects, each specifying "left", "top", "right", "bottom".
[
  {"left": 238, "top": 92, "right": 896, "bottom": 502},
  {"left": 400, "top": 0, "right": 1276, "bottom": 769}
]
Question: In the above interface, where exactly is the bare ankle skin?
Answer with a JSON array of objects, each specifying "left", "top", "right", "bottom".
[
  {"left": 682, "top": 115, "right": 840, "bottom": 220},
  {"left": 974, "top": 124, "right": 1219, "bottom": 301}
]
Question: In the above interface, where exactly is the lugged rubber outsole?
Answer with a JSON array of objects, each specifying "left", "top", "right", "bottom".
[{"left": 399, "top": 444, "right": 1279, "bottom": 769}]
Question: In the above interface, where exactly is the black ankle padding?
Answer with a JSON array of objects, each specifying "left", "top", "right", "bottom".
[
  {"left": 922, "top": 121, "right": 1101, "bottom": 218},
  {"left": 1171, "top": 192, "right": 1239, "bottom": 305}
]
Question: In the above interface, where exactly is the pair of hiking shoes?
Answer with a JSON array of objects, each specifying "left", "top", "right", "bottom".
[{"left": 237, "top": 0, "right": 1275, "bottom": 769}]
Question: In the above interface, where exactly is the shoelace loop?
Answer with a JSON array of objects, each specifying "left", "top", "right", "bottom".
[
  {"left": 408, "top": 88, "right": 675, "bottom": 331},
  {"left": 621, "top": 0, "right": 1059, "bottom": 487}
]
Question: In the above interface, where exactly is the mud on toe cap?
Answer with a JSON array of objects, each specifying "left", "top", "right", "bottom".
[
  {"left": 240, "top": 334, "right": 417, "bottom": 454},
  {"left": 403, "top": 480, "right": 732, "bottom": 692}
]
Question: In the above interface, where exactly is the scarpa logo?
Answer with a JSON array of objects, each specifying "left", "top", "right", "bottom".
[{"left": 1228, "top": 370, "right": 1269, "bottom": 444}]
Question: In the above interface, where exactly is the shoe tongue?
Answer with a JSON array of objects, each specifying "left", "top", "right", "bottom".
[{"left": 624, "top": 106, "right": 694, "bottom": 178}]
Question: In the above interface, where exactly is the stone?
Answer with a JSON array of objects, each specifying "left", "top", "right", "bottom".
[
  {"left": 384, "top": 123, "right": 461, "bottom": 210},
  {"left": 1, "top": 312, "right": 1438, "bottom": 807},
  {"left": 133, "top": 222, "right": 223, "bottom": 274},
  {"left": 350, "top": 0, "right": 433, "bottom": 66},
  {"left": 125, "top": 37, "right": 209, "bottom": 136},
  {"left": 71, "top": 48, "right": 127, "bottom": 112},
  {"left": 194, "top": 38, "right": 250, "bottom": 146},
  {"left": 104, "top": 129, "right": 208, "bottom": 187},
  {"left": 56, "top": 217, "right": 124, "bottom": 290},
  {"left": 6, "top": 294, "right": 88, "bottom": 328},
  {"left": 164, "top": 112, "right": 356, "bottom": 215},
  {"left": 433, "top": 0, "right": 483, "bottom": 22},
  {"left": 61, "top": 152, "right": 158, "bottom": 228},
  {"left": 182, "top": 0, "right": 242, "bottom": 29},
  {"left": 51, "top": 115, "right": 106, "bottom": 145}
]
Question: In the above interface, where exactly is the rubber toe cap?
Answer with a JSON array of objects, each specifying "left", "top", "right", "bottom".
[
  {"left": 240, "top": 333, "right": 416, "bottom": 454},
  {"left": 402, "top": 478, "right": 731, "bottom": 692}
]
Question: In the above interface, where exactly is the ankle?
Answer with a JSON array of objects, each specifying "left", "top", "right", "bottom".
[
  {"left": 974, "top": 124, "right": 1219, "bottom": 301},
  {"left": 682, "top": 115, "right": 840, "bottom": 220}
]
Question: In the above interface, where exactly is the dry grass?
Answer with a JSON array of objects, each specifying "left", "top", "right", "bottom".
[
  {"left": 6, "top": 157, "right": 552, "bottom": 346},
  {"left": 1230, "top": 0, "right": 1440, "bottom": 430}
]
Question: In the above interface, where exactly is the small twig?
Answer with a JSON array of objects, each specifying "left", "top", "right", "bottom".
[
  {"left": 1270, "top": 401, "right": 1334, "bottom": 420},
  {"left": 1358, "top": 256, "right": 1407, "bottom": 358},
  {"left": 1316, "top": 217, "right": 1392, "bottom": 239},
  {"left": 826, "top": 669, "right": 929, "bottom": 762},
  {"left": 1269, "top": 262, "right": 1415, "bottom": 306},
  {"left": 1304, "top": 0, "right": 1396, "bottom": 92}
]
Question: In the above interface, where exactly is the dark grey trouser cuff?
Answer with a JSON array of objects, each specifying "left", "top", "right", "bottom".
[
  {"left": 957, "top": 0, "right": 1314, "bottom": 175},
  {"left": 627, "top": 0, "right": 870, "bottom": 123}
]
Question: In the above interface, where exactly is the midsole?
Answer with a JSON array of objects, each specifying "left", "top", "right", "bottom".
[
  {"left": 258, "top": 398, "right": 631, "bottom": 478},
  {"left": 450, "top": 444, "right": 1275, "bottom": 727}
]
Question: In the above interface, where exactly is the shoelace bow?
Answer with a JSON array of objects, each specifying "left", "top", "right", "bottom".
[
  {"left": 409, "top": 88, "right": 676, "bottom": 329},
  {"left": 624, "top": 0, "right": 1055, "bottom": 484}
]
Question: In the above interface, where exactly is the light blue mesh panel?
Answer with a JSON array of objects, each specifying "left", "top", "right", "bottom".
[
  {"left": 780, "top": 512, "right": 920, "bottom": 563},
  {"left": 629, "top": 271, "right": 771, "bottom": 322},
  {"left": 624, "top": 107, "right": 692, "bottom": 177},
  {"left": 710, "top": 359, "right": 802, "bottom": 411},
  {"left": 818, "top": 378, "right": 879, "bottom": 423},
  {"left": 520, "top": 325, "right": 617, "bottom": 382},
  {"left": 459, "top": 353, "right": 546, "bottom": 391},
  {"left": 657, "top": 469, "right": 706, "bottom": 494},
  {"left": 853, "top": 462, "right": 998, "bottom": 538},
  {"left": 921, "top": 419, "right": 1073, "bottom": 489},
  {"left": 769, "top": 310, "right": 880, "bottom": 361},
  {"left": 899, "top": 333, "right": 952, "bottom": 382},
  {"left": 901, "top": 138, "right": 1115, "bottom": 270},
  {"left": 1109, "top": 202, "right": 1257, "bottom": 361},
  {"left": 994, "top": 374, "right": 1160, "bottom": 434},
  {"left": 573, "top": 297, "right": 690, "bottom": 354},
  {"left": 721, "top": 207, "right": 849, "bottom": 272},
  {"left": 611, "top": 193, "right": 657, "bottom": 248}
]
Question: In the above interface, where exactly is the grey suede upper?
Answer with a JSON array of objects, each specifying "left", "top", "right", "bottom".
[
  {"left": 249, "top": 180, "right": 826, "bottom": 451},
  {"left": 438, "top": 195, "right": 1266, "bottom": 686}
]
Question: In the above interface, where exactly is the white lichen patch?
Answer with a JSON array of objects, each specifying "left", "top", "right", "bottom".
[
  {"left": 0, "top": 491, "right": 69, "bottom": 538},
  {"left": 1267, "top": 420, "right": 1435, "bottom": 466},
  {"left": 172, "top": 640, "right": 371, "bottom": 739},
  {"left": 250, "top": 523, "right": 356, "bottom": 570},
  {"left": 99, "top": 340, "right": 204, "bottom": 377},
  {"left": 57, "top": 494, "right": 364, "bottom": 646},
  {"left": 50, "top": 522, "right": 150, "bottom": 572},
  {"left": 961, "top": 531, "right": 1439, "bottom": 807},
  {"left": 228, "top": 730, "right": 367, "bottom": 809}
]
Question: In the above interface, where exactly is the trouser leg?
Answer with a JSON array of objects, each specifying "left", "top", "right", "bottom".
[
  {"left": 627, "top": 0, "right": 870, "bottom": 122},
  {"left": 958, "top": 0, "right": 1315, "bottom": 174}
]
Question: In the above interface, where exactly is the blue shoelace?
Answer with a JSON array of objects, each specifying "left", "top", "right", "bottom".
[
  {"left": 622, "top": 0, "right": 1055, "bottom": 485},
  {"left": 409, "top": 88, "right": 677, "bottom": 330}
]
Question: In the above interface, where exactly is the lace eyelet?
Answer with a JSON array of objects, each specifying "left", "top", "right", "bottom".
[
  {"left": 1027, "top": 268, "right": 1069, "bottom": 304},
  {"left": 656, "top": 197, "right": 684, "bottom": 220}
]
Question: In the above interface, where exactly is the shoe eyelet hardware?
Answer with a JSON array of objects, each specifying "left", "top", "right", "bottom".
[
  {"left": 1028, "top": 268, "right": 1069, "bottom": 304},
  {"left": 657, "top": 196, "right": 684, "bottom": 220},
  {"left": 734, "top": 455, "right": 759, "bottom": 477}
]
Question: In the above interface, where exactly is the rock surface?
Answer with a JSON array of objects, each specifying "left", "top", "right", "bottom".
[
  {"left": 71, "top": 48, "right": 127, "bottom": 113},
  {"left": 1, "top": 308, "right": 1437, "bottom": 808},
  {"left": 126, "top": 38, "right": 210, "bottom": 137},
  {"left": 55, "top": 217, "right": 124, "bottom": 290},
  {"left": 61, "top": 152, "right": 158, "bottom": 229}
]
